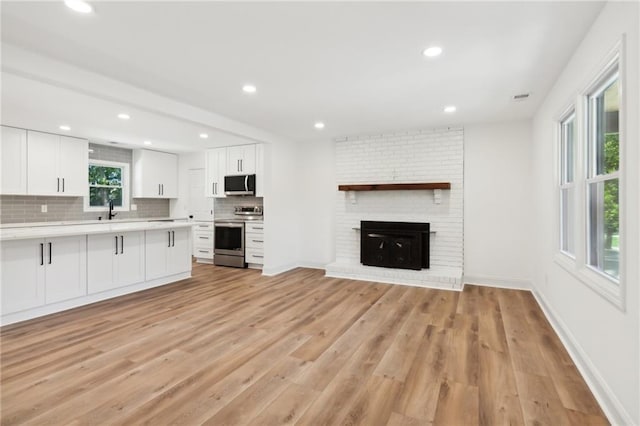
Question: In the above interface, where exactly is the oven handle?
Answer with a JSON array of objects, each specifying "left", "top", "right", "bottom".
[{"left": 215, "top": 223, "right": 244, "bottom": 228}]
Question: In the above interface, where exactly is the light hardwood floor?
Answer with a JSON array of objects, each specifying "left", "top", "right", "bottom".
[{"left": 1, "top": 263, "right": 608, "bottom": 425}]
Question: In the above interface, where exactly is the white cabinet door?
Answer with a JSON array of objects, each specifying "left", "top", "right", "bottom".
[
  {"left": 44, "top": 235, "right": 87, "bottom": 304},
  {"left": 58, "top": 136, "right": 88, "bottom": 196},
  {"left": 226, "top": 145, "right": 256, "bottom": 175},
  {"left": 255, "top": 143, "right": 264, "bottom": 197},
  {"left": 26, "top": 131, "right": 88, "bottom": 197},
  {"left": 87, "top": 233, "right": 117, "bottom": 294},
  {"left": 0, "top": 126, "right": 27, "bottom": 195},
  {"left": 116, "top": 231, "right": 145, "bottom": 286},
  {"left": 145, "top": 229, "right": 170, "bottom": 280},
  {"left": 0, "top": 239, "right": 45, "bottom": 314},
  {"left": 205, "top": 148, "right": 226, "bottom": 198},
  {"left": 132, "top": 149, "right": 178, "bottom": 198},
  {"left": 168, "top": 227, "right": 191, "bottom": 275},
  {"left": 27, "top": 131, "right": 60, "bottom": 195}
]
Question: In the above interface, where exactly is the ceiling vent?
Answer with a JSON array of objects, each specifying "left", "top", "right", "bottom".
[{"left": 513, "top": 93, "right": 530, "bottom": 101}]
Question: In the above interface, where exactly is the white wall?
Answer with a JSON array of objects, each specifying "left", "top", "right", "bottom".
[
  {"left": 531, "top": 2, "right": 639, "bottom": 424},
  {"left": 464, "top": 121, "right": 533, "bottom": 288},
  {"left": 262, "top": 140, "right": 303, "bottom": 275},
  {"left": 297, "top": 140, "right": 336, "bottom": 268}
]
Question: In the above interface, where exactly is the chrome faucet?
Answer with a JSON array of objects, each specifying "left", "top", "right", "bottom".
[{"left": 108, "top": 200, "right": 117, "bottom": 220}]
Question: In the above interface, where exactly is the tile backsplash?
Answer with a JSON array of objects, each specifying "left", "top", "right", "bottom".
[
  {"left": 0, "top": 143, "right": 170, "bottom": 223},
  {"left": 214, "top": 196, "right": 263, "bottom": 218}
]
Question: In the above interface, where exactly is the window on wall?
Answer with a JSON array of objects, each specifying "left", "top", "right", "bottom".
[
  {"left": 586, "top": 67, "right": 619, "bottom": 281},
  {"left": 559, "top": 111, "right": 576, "bottom": 257},
  {"left": 85, "top": 160, "right": 130, "bottom": 211}
]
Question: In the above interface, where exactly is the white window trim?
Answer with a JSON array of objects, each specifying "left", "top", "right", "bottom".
[
  {"left": 553, "top": 37, "right": 625, "bottom": 312},
  {"left": 559, "top": 109, "right": 576, "bottom": 259},
  {"left": 84, "top": 159, "right": 130, "bottom": 212}
]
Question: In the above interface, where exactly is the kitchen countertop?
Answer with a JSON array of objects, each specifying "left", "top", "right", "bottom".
[
  {"left": 0, "top": 217, "right": 188, "bottom": 229},
  {"left": 0, "top": 220, "right": 194, "bottom": 241}
]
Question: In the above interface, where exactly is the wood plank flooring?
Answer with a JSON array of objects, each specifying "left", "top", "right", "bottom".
[{"left": 0, "top": 263, "right": 608, "bottom": 425}]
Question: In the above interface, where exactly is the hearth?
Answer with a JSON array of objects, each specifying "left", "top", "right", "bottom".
[{"left": 360, "top": 221, "right": 430, "bottom": 270}]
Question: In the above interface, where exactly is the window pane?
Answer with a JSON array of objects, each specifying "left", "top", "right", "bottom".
[
  {"left": 587, "top": 178, "right": 619, "bottom": 279},
  {"left": 560, "top": 187, "right": 575, "bottom": 255},
  {"left": 561, "top": 116, "right": 574, "bottom": 184},
  {"left": 89, "top": 187, "right": 123, "bottom": 207},
  {"left": 590, "top": 77, "right": 619, "bottom": 176},
  {"left": 89, "top": 165, "right": 122, "bottom": 186}
]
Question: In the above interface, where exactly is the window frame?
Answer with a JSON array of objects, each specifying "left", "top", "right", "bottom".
[
  {"left": 559, "top": 108, "right": 576, "bottom": 259},
  {"left": 84, "top": 159, "right": 130, "bottom": 212},
  {"left": 553, "top": 39, "right": 625, "bottom": 311}
]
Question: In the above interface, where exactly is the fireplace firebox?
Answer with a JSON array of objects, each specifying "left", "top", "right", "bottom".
[{"left": 360, "top": 221, "right": 430, "bottom": 270}]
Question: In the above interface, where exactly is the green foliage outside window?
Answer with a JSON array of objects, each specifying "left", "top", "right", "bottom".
[
  {"left": 88, "top": 165, "right": 123, "bottom": 207},
  {"left": 604, "top": 133, "right": 619, "bottom": 249}
]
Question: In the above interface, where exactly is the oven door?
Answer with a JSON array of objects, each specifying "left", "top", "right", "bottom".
[{"left": 214, "top": 222, "right": 245, "bottom": 256}]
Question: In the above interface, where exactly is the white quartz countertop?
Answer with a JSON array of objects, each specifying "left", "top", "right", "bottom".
[
  {"left": 0, "top": 217, "right": 188, "bottom": 229},
  {"left": 0, "top": 220, "right": 194, "bottom": 241}
]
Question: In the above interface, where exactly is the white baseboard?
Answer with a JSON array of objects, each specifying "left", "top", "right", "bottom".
[
  {"left": 532, "top": 290, "right": 634, "bottom": 426},
  {"left": 463, "top": 274, "right": 532, "bottom": 290},
  {"left": 261, "top": 262, "right": 299, "bottom": 276}
]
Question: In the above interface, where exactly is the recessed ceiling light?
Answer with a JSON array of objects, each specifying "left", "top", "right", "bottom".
[
  {"left": 199, "top": 133, "right": 209, "bottom": 139},
  {"left": 443, "top": 105, "right": 457, "bottom": 113},
  {"left": 117, "top": 113, "right": 130, "bottom": 120},
  {"left": 59, "top": 125, "right": 71, "bottom": 131},
  {"left": 143, "top": 140, "right": 152, "bottom": 146},
  {"left": 64, "top": 0, "right": 93, "bottom": 14},
  {"left": 422, "top": 46, "right": 443, "bottom": 58},
  {"left": 242, "top": 84, "right": 257, "bottom": 94},
  {"left": 314, "top": 122, "right": 325, "bottom": 130}
]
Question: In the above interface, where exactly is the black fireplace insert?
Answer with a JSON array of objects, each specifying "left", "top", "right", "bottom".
[{"left": 360, "top": 221, "right": 430, "bottom": 270}]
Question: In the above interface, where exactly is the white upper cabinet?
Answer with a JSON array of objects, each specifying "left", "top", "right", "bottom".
[
  {"left": 132, "top": 149, "right": 178, "bottom": 198},
  {"left": 26, "top": 130, "right": 88, "bottom": 196},
  {"left": 0, "top": 126, "right": 27, "bottom": 195},
  {"left": 226, "top": 144, "right": 256, "bottom": 175},
  {"left": 205, "top": 148, "right": 226, "bottom": 198}
]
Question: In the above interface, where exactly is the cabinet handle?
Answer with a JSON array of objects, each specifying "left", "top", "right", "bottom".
[
  {"left": 57, "top": 178, "right": 60, "bottom": 192},
  {"left": 168, "top": 231, "right": 171, "bottom": 247},
  {"left": 48, "top": 242, "right": 52, "bottom": 264},
  {"left": 253, "top": 227, "right": 264, "bottom": 230},
  {"left": 159, "top": 184, "right": 161, "bottom": 196},
  {"left": 40, "top": 243, "right": 44, "bottom": 266},
  {"left": 115, "top": 236, "right": 119, "bottom": 255},
  {"left": 237, "top": 159, "right": 240, "bottom": 171},
  {"left": 162, "top": 184, "right": 164, "bottom": 195},
  {"left": 212, "top": 182, "right": 215, "bottom": 195},
  {"left": 252, "top": 239, "right": 263, "bottom": 243},
  {"left": 252, "top": 254, "right": 264, "bottom": 258},
  {"left": 62, "top": 178, "right": 65, "bottom": 192},
  {"left": 120, "top": 235, "right": 124, "bottom": 254},
  {"left": 199, "top": 236, "right": 209, "bottom": 239},
  {"left": 172, "top": 231, "right": 175, "bottom": 247},
  {"left": 198, "top": 250, "right": 208, "bottom": 253}
]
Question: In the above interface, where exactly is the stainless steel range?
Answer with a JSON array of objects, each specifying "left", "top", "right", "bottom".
[{"left": 214, "top": 206, "right": 263, "bottom": 268}]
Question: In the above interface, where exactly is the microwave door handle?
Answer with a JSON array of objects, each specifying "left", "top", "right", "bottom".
[{"left": 244, "top": 175, "right": 248, "bottom": 191}]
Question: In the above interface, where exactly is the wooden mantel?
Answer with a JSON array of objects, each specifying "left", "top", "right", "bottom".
[{"left": 338, "top": 182, "right": 451, "bottom": 191}]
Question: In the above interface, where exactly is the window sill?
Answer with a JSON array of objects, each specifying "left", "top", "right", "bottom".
[{"left": 554, "top": 252, "right": 625, "bottom": 311}]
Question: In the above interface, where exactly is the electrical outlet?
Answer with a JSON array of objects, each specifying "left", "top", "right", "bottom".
[
  {"left": 41, "top": 205, "right": 47, "bottom": 213},
  {"left": 131, "top": 204, "right": 137, "bottom": 211}
]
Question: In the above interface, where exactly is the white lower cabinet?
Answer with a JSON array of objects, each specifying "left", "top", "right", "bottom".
[
  {"left": 245, "top": 221, "right": 264, "bottom": 266},
  {"left": 145, "top": 228, "right": 191, "bottom": 280},
  {"left": 1, "top": 236, "right": 87, "bottom": 314},
  {"left": 88, "top": 231, "right": 145, "bottom": 293}
]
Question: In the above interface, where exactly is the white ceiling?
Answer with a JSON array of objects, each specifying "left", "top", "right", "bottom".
[{"left": 1, "top": 1, "right": 604, "bottom": 147}]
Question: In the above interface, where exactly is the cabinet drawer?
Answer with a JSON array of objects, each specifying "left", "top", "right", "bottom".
[
  {"left": 245, "top": 250, "right": 264, "bottom": 264},
  {"left": 194, "top": 247, "right": 214, "bottom": 259},
  {"left": 193, "top": 222, "right": 214, "bottom": 231},
  {"left": 246, "top": 222, "right": 264, "bottom": 233},
  {"left": 245, "top": 235, "right": 264, "bottom": 249},
  {"left": 194, "top": 231, "right": 213, "bottom": 246}
]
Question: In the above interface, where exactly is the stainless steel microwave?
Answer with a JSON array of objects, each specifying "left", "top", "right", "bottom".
[{"left": 224, "top": 174, "right": 256, "bottom": 196}]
